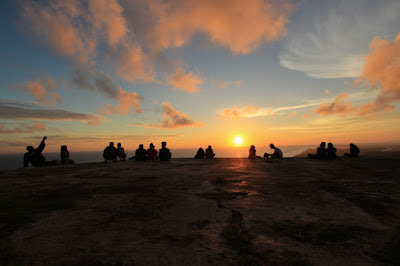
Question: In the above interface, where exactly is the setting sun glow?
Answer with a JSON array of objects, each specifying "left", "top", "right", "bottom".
[{"left": 234, "top": 136, "right": 244, "bottom": 146}]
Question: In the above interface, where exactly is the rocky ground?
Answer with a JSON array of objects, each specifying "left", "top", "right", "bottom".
[{"left": 1, "top": 157, "right": 399, "bottom": 265}]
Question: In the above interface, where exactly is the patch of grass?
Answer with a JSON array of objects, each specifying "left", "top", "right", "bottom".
[{"left": 274, "top": 220, "right": 371, "bottom": 245}]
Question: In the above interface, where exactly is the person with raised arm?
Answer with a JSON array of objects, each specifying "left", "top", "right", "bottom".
[{"left": 23, "top": 136, "right": 58, "bottom": 168}]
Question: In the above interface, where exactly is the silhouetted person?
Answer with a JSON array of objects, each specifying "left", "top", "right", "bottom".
[
  {"left": 206, "top": 145, "right": 215, "bottom": 159},
  {"left": 117, "top": 143, "right": 127, "bottom": 161},
  {"left": 133, "top": 144, "right": 147, "bottom": 161},
  {"left": 23, "top": 136, "right": 58, "bottom": 168},
  {"left": 326, "top": 143, "right": 337, "bottom": 159},
  {"left": 249, "top": 145, "right": 258, "bottom": 159},
  {"left": 308, "top": 142, "right": 326, "bottom": 159},
  {"left": 344, "top": 143, "right": 360, "bottom": 158},
  {"left": 147, "top": 143, "right": 158, "bottom": 160},
  {"left": 103, "top": 142, "right": 117, "bottom": 162},
  {"left": 195, "top": 148, "right": 206, "bottom": 159},
  {"left": 61, "top": 145, "right": 74, "bottom": 164},
  {"left": 264, "top": 143, "right": 283, "bottom": 159},
  {"left": 159, "top": 141, "right": 171, "bottom": 162}
]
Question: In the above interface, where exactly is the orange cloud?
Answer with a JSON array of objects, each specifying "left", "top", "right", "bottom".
[
  {"left": 15, "top": 76, "right": 61, "bottom": 105},
  {"left": 166, "top": 67, "right": 202, "bottom": 93},
  {"left": 101, "top": 88, "right": 143, "bottom": 116},
  {"left": 288, "top": 111, "right": 297, "bottom": 117},
  {"left": 22, "top": 1, "right": 95, "bottom": 63},
  {"left": 22, "top": 0, "right": 154, "bottom": 85},
  {"left": 325, "top": 89, "right": 330, "bottom": 94},
  {"left": 218, "top": 80, "right": 243, "bottom": 90},
  {"left": 0, "top": 122, "right": 47, "bottom": 134},
  {"left": 314, "top": 93, "right": 356, "bottom": 116},
  {"left": 88, "top": 0, "right": 128, "bottom": 47},
  {"left": 146, "top": 0, "right": 294, "bottom": 54},
  {"left": 220, "top": 106, "right": 275, "bottom": 119},
  {"left": 136, "top": 102, "right": 204, "bottom": 129},
  {"left": 110, "top": 44, "right": 156, "bottom": 83},
  {"left": 356, "top": 33, "right": 400, "bottom": 115}
]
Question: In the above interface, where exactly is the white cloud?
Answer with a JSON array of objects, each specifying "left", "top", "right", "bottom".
[{"left": 279, "top": 0, "right": 400, "bottom": 78}]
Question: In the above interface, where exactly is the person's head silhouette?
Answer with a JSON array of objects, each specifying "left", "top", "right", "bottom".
[
  {"left": 117, "top": 143, "right": 121, "bottom": 148},
  {"left": 26, "top": 146, "right": 34, "bottom": 152},
  {"left": 162, "top": 142, "right": 167, "bottom": 148},
  {"left": 109, "top": 142, "right": 114, "bottom": 147},
  {"left": 320, "top": 142, "right": 326, "bottom": 148},
  {"left": 150, "top": 143, "right": 154, "bottom": 149},
  {"left": 139, "top": 144, "right": 144, "bottom": 149},
  {"left": 270, "top": 143, "right": 275, "bottom": 149}
]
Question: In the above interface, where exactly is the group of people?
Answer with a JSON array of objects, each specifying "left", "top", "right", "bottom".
[
  {"left": 22, "top": 136, "right": 361, "bottom": 168},
  {"left": 248, "top": 143, "right": 283, "bottom": 159},
  {"left": 307, "top": 142, "right": 360, "bottom": 159},
  {"left": 194, "top": 146, "right": 215, "bottom": 159},
  {"left": 103, "top": 142, "right": 171, "bottom": 162},
  {"left": 23, "top": 136, "right": 74, "bottom": 168}
]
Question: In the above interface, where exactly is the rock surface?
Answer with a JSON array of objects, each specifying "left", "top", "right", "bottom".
[{"left": 1, "top": 157, "right": 399, "bottom": 265}]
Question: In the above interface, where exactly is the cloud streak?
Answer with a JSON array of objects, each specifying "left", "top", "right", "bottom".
[
  {"left": 279, "top": 0, "right": 400, "bottom": 78},
  {"left": 220, "top": 106, "right": 275, "bottom": 119},
  {"left": 0, "top": 122, "right": 47, "bottom": 134},
  {"left": 0, "top": 99, "right": 102, "bottom": 125}
]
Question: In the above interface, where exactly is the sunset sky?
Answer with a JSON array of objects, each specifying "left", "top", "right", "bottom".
[{"left": 1, "top": 0, "right": 400, "bottom": 153}]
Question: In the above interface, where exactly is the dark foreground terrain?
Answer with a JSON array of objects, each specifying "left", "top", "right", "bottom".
[{"left": 1, "top": 157, "right": 399, "bottom": 265}]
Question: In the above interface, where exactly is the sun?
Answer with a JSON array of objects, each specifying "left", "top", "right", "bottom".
[{"left": 234, "top": 136, "right": 244, "bottom": 146}]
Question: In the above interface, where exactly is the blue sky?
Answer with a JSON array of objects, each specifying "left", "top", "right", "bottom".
[{"left": 1, "top": 0, "right": 400, "bottom": 152}]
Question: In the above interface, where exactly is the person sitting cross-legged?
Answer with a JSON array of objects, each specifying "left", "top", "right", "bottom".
[
  {"left": 159, "top": 141, "right": 171, "bottom": 162},
  {"left": 103, "top": 142, "right": 117, "bottom": 162}
]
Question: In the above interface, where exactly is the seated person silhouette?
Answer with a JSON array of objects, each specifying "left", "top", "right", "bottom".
[
  {"left": 326, "top": 143, "right": 337, "bottom": 159},
  {"left": 135, "top": 144, "right": 147, "bottom": 161},
  {"left": 206, "top": 145, "right": 215, "bottom": 159},
  {"left": 147, "top": 143, "right": 158, "bottom": 160},
  {"left": 345, "top": 143, "right": 360, "bottom": 158},
  {"left": 159, "top": 141, "right": 171, "bottom": 162},
  {"left": 60, "top": 145, "right": 74, "bottom": 164},
  {"left": 195, "top": 148, "right": 206, "bottom": 159},
  {"left": 264, "top": 143, "right": 283, "bottom": 159},
  {"left": 24, "top": 136, "right": 58, "bottom": 168},
  {"left": 307, "top": 142, "right": 326, "bottom": 159},
  {"left": 117, "top": 143, "right": 127, "bottom": 161},
  {"left": 249, "top": 145, "right": 260, "bottom": 159},
  {"left": 103, "top": 142, "right": 117, "bottom": 162}
]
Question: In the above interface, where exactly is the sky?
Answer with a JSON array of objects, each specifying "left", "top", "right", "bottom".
[{"left": 0, "top": 0, "right": 400, "bottom": 153}]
